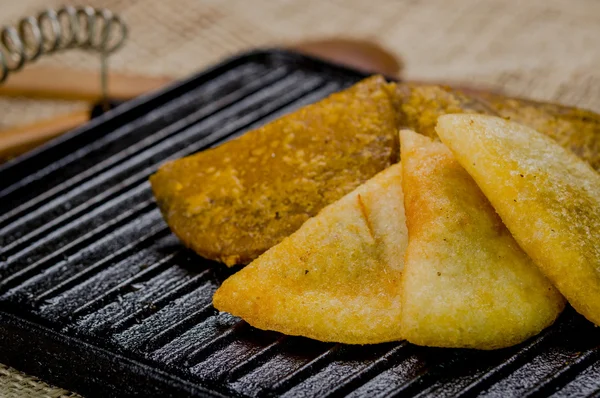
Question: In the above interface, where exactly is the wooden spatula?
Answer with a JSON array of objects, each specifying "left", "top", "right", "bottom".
[{"left": 0, "top": 38, "right": 405, "bottom": 161}]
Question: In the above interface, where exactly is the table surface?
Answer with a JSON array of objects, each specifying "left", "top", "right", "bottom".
[{"left": 1, "top": 0, "right": 600, "bottom": 396}]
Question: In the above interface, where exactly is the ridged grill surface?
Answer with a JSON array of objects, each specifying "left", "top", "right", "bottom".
[{"left": 1, "top": 50, "right": 600, "bottom": 398}]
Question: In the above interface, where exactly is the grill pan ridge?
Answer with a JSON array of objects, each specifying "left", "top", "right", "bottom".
[{"left": 1, "top": 50, "right": 600, "bottom": 398}]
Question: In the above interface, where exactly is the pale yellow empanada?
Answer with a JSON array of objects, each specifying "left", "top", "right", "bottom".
[
  {"left": 436, "top": 114, "right": 600, "bottom": 326},
  {"left": 399, "top": 129, "right": 564, "bottom": 350},
  {"left": 213, "top": 164, "right": 407, "bottom": 344}
]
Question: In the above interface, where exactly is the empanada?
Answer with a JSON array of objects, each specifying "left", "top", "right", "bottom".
[
  {"left": 151, "top": 76, "right": 400, "bottom": 266},
  {"left": 437, "top": 114, "right": 600, "bottom": 326},
  {"left": 399, "top": 129, "right": 564, "bottom": 349},
  {"left": 213, "top": 164, "right": 407, "bottom": 344}
]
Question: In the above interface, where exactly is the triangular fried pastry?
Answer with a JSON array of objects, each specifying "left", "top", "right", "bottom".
[
  {"left": 399, "top": 129, "right": 564, "bottom": 350},
  {"left": 150, "top": 76, "right": 399, "bottom": 266},
  {"left": 213, "top": 164, "right": 407, "bottom": 344},
  {"left": 436, "top": 114, "right": 600, "bottom": 326}
]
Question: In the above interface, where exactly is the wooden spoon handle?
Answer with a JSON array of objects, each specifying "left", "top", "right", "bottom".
[
  {"left": 0, "top": 110, "right": 90, "bottom": 161},
  {"left": 0, "top": 67, "right": 173, "bottom": 102},
  {"left": 0, "top": 40, "right": 402, "bottom": 162}
]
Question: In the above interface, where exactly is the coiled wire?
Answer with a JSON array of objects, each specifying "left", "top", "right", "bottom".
[{"left": 0, "top": 6, "right": 127, "bottom": 85}]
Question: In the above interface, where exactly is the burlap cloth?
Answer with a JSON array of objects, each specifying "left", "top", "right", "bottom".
[{"left": 1, "top": 0, "right": 599, "bottom": 395}]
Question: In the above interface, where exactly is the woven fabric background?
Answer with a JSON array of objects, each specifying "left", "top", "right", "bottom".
[
  {"left": 1, "top": 0, "right": 600, "bottom": 396},
  {"left": 0, "top": 364, "right": 79, "bottom": 398},
  {"left": 1, "top": 0, "right": 600, "bottom": 130}
]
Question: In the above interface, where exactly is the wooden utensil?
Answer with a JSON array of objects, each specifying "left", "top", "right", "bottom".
[
  {"left": 0, "top": 110, "right": 90, "bottom": 161},
  {"left": 0, "top": 67, "right": 172, "bottom": 102},
  {"left": 0, "top": 68, "right": 173, "bottom": 161},
  {"left": 0, "top": 38, "right": 404, "bottom": 161}
]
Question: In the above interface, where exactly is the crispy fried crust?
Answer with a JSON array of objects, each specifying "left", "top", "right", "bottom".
[
  {"left": 213, "top": 164, "right": 408, "bottom": 344},
  {"left": 475, "top": 93, "right": 600, "bottom": 171},
  {"left": 394, "top": 84, "right": 496, "bottom": 139},
  {"left": 399, "top": 129, "right": 564, "bottom": 350},
  {"left": 436, "top": 114, "right": 600, "bottom": 326},
  {"left": 394, "top": 84, "right": 600, "bottom": 171},
  {"left": 150, "top": 76, "right": 400, "bottom": 266}
]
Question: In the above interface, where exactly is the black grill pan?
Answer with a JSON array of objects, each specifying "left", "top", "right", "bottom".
[{"left": 1, "top": 49, "right": 600, "bottom": 398}]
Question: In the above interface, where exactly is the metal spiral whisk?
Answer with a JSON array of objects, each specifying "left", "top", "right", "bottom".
[{"left": 0, "top": 5, "right": 127, "bottom": 99}]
